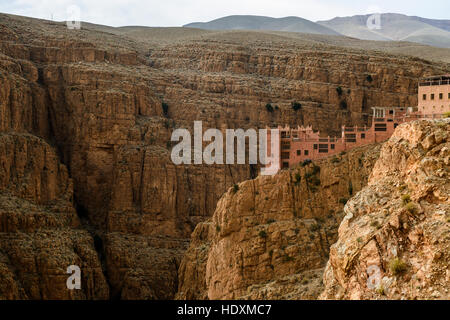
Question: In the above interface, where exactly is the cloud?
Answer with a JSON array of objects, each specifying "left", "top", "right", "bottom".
[{"left": 0, "top": 0, "right": 448, "bottom": 27}]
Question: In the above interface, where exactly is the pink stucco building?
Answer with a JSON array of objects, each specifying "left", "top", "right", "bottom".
[{"left": 267, "top": 77, "right": 449, "bottom": 170}]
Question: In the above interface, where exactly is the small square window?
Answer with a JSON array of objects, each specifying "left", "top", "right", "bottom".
[
  {"left": 439, "top": 93, "right": 443, "bottom": 100},
  {"left": 431, "top": 94, "right": 435, "bottom": 100},
  {"left": 304, "top": 150, "right": 309, "bottom": 156},
  {"left": 313, "top": 144, "right": 318, "bottom": 150},
  {"left": 331, "top": 144, "right": 335, "bottom": 150},
  {"left": 296, "top": 150, "right": 301, "bottom": 156},
  {"left": 423, "top": 94, "right": 427, "bottom": 100},
  {"left": 361, "top": 133, "right": 365, "bottom": 139}
]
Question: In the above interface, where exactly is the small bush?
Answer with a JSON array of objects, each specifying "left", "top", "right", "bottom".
[
  {"left": 265, "top": 103, "right": 274, "bottom": 113},
  {"left": 444, "top": 111, "right": 450, "bottom": 118},
  {"left": 340, "top": 100, "right": 348, "bottom": 110},
  {"left": 336, "top": 86, "right": 343, "bottom": 96},
  {"left": 266, "top": 219, "right": 276, "bottom": 224},
  {"left": 348, "top": 181, "right": 353, "bottom": 196},
  {"left": 366, "top": 75, "right": 373, "bottom": 82},
  {"left": 294, "top": 172, "right": 301, "bottom": 184},
  {"left": 405, "top": 202, "right": 416, "bottom": 213},
  {"left": 401, "top": 194, "right": 411, "bottom": 204},
  {"left": 265, "top": 196, "right": 269, "bottom": 201},
  {"left": 376, "top": 286, "right": 385, "bottom": 295},
  {"left": 292, "top": 102, "right": 302, "bottom": 111},
  {"left": 331, "top": 156, "right": 339, "bottom": 163},
  {"left": 259, "top": 230, "right": 268, "bottom": 238},
  {"left": 309, "top": 223, "right": 320, "bottom": 232},
  {"left": 216, "top": 225, "right": 221, "bottom": 232},
  {"left": 339, "top": 197, "right": 348, "bottom": 205},
  {"left": 370, "top": 220, "right": 381, "bottom": 229},
  {"left": 232, "top": 184, "right": 239, "bottom": 194},
  {"left": 301, "top": 159, "right": 312, "bottom": 167},
  {"left": 389, "top": 258, "right": 407, "bottom": 275},
  {"left": 161, "top": 102, "right": 169, "bottom": 116}
]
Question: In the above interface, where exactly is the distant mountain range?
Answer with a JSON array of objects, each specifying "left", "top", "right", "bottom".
[{"left": 184, "top": 14, "right": 450, "bottom": 48}]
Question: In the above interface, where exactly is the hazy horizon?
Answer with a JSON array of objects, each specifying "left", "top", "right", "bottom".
[{"left": 0, "top": 0, "right": 448, "bottom": 28}]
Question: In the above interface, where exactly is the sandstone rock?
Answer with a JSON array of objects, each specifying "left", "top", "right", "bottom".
[{"left": 320, "top": 119, "right": 450, "bottom": 300}]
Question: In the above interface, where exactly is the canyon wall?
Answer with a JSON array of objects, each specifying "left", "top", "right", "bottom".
[
  {"left": 0, "top": 13, "right": 449, "bottom": 299},
  {"left": 176, "top": 143, "right": 381, "bottom": 299},
  {"left": 320, "top": 119, "right": 449, "bottom": 299}
]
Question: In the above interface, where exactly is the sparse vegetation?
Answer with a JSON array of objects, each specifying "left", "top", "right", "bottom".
[
  {"left": 309, "top": 223, "right": 320, "bottom": 232},
  {"left": 339, "top": 197, "right": 348, "bottom": 205},
  {"left": 389, "top": 258, "right": 407, "bottom": 275},
  {"left": 376, "top": 286, "right": 385, "bottom": 295},
  {"left": 336, "top": 86, "right": 343, "bottom": 96},
  {"left": 348, "top": 180, "right": 353, "bottom": 196},
  {"left": 340, "top": 100, "right": 348, "bottom": 110},
  {"left": 366, "top": 75, "right": 373, "bottom": 82},
  {"left": 402, "top": 194, "right": 411, "bottom": 204},
  {"left": 232, "top": 184, "right": 239, "bottom": 193},
  {"left": 216, "top": 225, "right": 221, "bottom": 232},
  {"left": 259, "top": 230, "right": 268, "bottom": 238},
  {"left": 265, "top": 103, "right": 274, "bottom": 113},
  {"left": 266, "top": 219, "right": 276, "bottom": 224},
  {"left": 405, "top": 202, "right": 417, "bottom": 213},
  {"left": 370, "top": 220, "right": 381, "bottom": 229},
  {"left": 444, "top": 111, "right": 450, "bottom": 118},
  {"left": 162, "top": 102, "right": 169, "bottom": 116},
  {"left": 331, "top": 156, "right": 339, "bottom": 163},
  {"left": 291, "top": 102, "right": 302, "bottom": 111}
]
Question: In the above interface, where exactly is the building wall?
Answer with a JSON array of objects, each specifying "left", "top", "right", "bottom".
[{"left": 418, "top": 83, "right": 450, "bottom": 115}]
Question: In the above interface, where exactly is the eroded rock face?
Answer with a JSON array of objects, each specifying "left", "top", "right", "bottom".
[
  {"left": 176, "top": 144, "right": 381, "bottom": 299},
  {"left": 0, "top": 133, "right": 109, "bottom": 299},
  {"left": 1, "top": 13, "right": 449, "bottom": 299},
  {"left": 320, "top": 119, "right": 449, "bottom": 300}
]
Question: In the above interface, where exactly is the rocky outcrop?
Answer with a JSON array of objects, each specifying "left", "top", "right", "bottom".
[
  {"left": 176, "top": 143, "right": 381, "bottom": 299},
  {"left": 0, "top": 133, "right": 109, "bottom": 299},
  {"left": 320, "top": 119, "right": 449, "bottom": 300}
]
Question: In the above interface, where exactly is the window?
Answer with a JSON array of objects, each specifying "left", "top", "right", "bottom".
[
  {"left": 431, "top": 94, "right": 435, "bottom": 100},
  {"left": 282, "top": 162, "right": 289, "bottom": 169},
  {"left": 281, "top": 152, "right": 290, "bottom": 160},
  {"left": 296, "top": 150, "right": 301, "bottom": 156},
  {"left": 374, "top": 123, "right": 387, "bottom": 132},
  {"left": 389, "top": 110, "right": 394, "bottom": 115},
  {"left": 304, "top": 150, "right": 309, "bottom": 156},
  {"left": 439, "top": 93, "right": 443, "bottom": 100},
  {"left": 313, "top": 144, "right": 318, "bottom": 150},
  {"left": 423, "top": 94, "right": 427, "bottom": 100},
  {"left": 448, "top": 93, "right": 450, "bottom": 99},
  {"left": 331, "top": 144, "right": 335, "bottom": 150},
  {"left": 361, "top": 133, "right": 366, "bottom": 139}
]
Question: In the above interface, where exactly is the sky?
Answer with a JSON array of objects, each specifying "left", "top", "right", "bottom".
[{"left": 0, "top": 0, "right": 448, "bottom": 27}]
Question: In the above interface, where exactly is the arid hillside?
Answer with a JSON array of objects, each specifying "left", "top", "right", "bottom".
[{"left": 0, "top": 12, "right": 449, "bottom": 299}]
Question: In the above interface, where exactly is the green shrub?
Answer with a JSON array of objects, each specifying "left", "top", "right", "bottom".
[
  {"left": 340, "top": 100, "right": 348, "bottom": 109},
  {"left": 366, "top": 75, "right": 373, "bottom": 82},
  {"left": 309, "top": 223, "right": 320, "bottom": 232},
  {"left": 443, "top": 111, "right": 450, "bottom": 118},
  {"left": 336, "top": 86, "right": 343, "bottom": 96},
  {"left": 232, "top": 184, "right": 239, "bottom": 193},
  {"left": 339, "top": 197, "right": 348, "bottom": 205},
  {"left": 292, "top": 102, "right": 302, "bottom": 111},
  {"left": 265, "top": 103, "right": 274, "bottom": 113},
  {"left": 348, "top": 181, "right": 353, "bottom": 196},
  {"left": 331, "top": 156, "right": 339, "bottom": 163},
  {"left": 161, "top": 102, "right": 169, "bottom": 115},
  {"left": 405, "top": 202, "right": 416, "bottom": 213},
  {"left": 401, "top": 194, "right": 411, "bottom": 204},
  {"left": 370, "top": 220, "right": 381, "bottom": 229},
  {"left": 216, "top": 225, "right": 221, "bottom": 232},
  {"left": 266, "top": 219, "right": 276, "bottom": 224},
  {"left": 389, "top": 258, "right": 407, "bottom": 275},
  {"left": 259, "top": 230, "right": 268, "bottom": 238}
]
